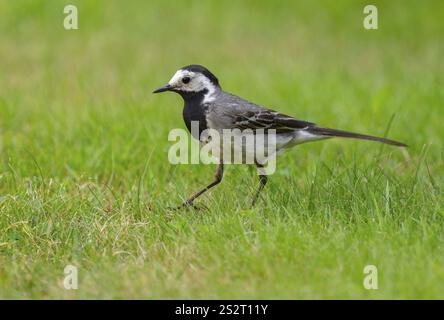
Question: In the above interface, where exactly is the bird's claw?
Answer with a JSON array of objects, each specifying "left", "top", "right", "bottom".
[{"left": 167, "top": 201, "right": 208, "bottom": 211}]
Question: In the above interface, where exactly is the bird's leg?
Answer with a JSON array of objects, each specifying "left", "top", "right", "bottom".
[
  {"left": 183, "top": 162, "right": 224, "bottom": 208},
  {"left": 251, "top": 163, "right": 268, "bottom": 206}
]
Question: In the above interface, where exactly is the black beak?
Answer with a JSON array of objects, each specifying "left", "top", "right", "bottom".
[{"left": 152, "top": 83, "right": 172, "bottom": 93}]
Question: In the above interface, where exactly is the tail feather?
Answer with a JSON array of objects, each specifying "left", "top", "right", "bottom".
[{"left": 307, "top": 127, "right": 407, "bottom": 147}]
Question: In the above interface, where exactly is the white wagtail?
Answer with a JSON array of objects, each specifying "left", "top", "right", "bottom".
[{"left": 153, "top": 65, "right": 406, "bottom": 207}]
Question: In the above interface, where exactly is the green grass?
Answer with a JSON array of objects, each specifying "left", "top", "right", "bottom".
[{"left": 1, "top": 0, "right": 443, "bottom": 299}]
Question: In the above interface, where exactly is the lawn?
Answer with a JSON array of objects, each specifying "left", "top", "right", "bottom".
[{"left": 0, "top": 0, "right": 443, "bottom": 299}]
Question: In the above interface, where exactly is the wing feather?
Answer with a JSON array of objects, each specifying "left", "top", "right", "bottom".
[{"left": 233, "top": 109, "right": 315, "bottom": 133}]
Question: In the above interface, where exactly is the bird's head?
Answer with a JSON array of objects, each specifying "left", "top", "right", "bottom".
[{"left": 153, "top": 65, "right": 220, "bottom": 99}]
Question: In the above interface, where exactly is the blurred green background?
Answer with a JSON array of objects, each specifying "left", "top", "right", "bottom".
[{"left": 0, "top": 0, "right": 443, "bottom": 299}]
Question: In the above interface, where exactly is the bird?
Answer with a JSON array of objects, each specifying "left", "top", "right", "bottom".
[{"left": 153, "top": 64, "right": 406, "bottom": 208}]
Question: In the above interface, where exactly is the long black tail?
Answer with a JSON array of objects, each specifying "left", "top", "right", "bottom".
[{"left": 307, "top": 127, "right": 407, "bottom": 147}]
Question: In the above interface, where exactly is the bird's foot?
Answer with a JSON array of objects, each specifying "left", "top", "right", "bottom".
[
  {"left": 250, "top": 194, "right": 261, "bottom": 207},
  {"left": 167, "top": 201, "right": 208, "bottom": 211}
]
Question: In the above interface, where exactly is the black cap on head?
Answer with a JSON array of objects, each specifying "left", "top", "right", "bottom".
[{"left": 181, "top": 64, "right": 220, "bottom": 87}]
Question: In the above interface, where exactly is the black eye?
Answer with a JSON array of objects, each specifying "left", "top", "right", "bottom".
[{"left": 182, "top": 76, "right": 190, "bottom": 84}]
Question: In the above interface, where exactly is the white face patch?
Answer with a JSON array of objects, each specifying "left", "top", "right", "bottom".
[{"left": 167, "top": 69, "right": 218, "bottom": 103}]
